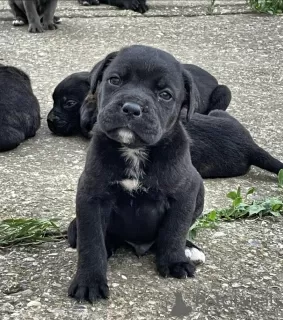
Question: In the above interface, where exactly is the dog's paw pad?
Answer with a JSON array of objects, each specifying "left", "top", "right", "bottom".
[
  {"left": 185, "top": 247, "right": 205, "bottom": 265},
  {"left": 13, "top": 19, "right": 25, "bottom": 26}
]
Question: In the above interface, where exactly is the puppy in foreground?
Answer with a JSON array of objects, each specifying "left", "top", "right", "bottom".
[
  {"left": 0, "top": 64, "right": 40, "bottom": 151},
  {"left": 8, "top": 0, "right": 58, "bottom": 33},
  {"left": 68, "top": 45, "right": 205, "bottom": 302}
]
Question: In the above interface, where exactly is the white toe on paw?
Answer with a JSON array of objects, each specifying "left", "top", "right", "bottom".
[
  {"left": 185, "top": 247, "right": 205, "bottom": 265},
  {"left": 13, "top": 20, "right": 25, "bottom": 26}
]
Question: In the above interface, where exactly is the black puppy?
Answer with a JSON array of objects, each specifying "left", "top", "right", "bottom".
[
  {"left": 68, "top": 45, "right": 205, "bottom": 302},
  {"left": 0, "top": 65, "right": 40, "bottom": 151},
  {"left": 189, "top": 110, "right": 283, "bottom": 178},
  {"left": 8, "top": 0, "right": 58, "bottom": 33},
  {"left": 78, "top": 0, "right": 148, "bottom": 14},
  {"left": 48, "top": 64, "right": 231, "bottom": 136},
  {"left": 47, "top": 72, "right": 90, "bottom": 136}
]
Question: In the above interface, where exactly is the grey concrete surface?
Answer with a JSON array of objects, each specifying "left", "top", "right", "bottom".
[{"left": 0, "top": 1, "right": 283, "bottom": 319}]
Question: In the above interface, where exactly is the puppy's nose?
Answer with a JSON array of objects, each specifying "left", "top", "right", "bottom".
[{"left": 122, "top": 102, "right": 142, "bottom": 117}]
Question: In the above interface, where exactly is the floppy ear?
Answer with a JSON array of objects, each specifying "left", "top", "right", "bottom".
[
  {"left": 89, "top": 51, "right": 118, "bottom": 93},
  {"left": 182, "top": 69, "right": 200, "bottom": 120},
  {"left": 80, "top": 92, "right": 98, "bottom": 139}
]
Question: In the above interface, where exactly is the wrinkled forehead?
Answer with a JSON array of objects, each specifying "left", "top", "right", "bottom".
[{"left": 107, "top": 48, "right": 183, "bottom": 87}]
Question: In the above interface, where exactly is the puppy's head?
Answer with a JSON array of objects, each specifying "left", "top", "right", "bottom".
[
  {"left": 47, "top": 72, "right": 90, "bottom": 136},
  {"left": 89, "top": 45, "right": 199, "bottom": 147}
]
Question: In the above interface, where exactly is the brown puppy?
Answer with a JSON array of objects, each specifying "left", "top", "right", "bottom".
[{"left": 8, "top": 0, "right": 58, "bottom": 33}]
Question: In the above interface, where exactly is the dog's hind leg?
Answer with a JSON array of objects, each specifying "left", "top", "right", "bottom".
[
  {"left": 67, "top": 218, "right": 77, "bottom": 248},
  {"left": 209, "top": 85, "right": 232, "bottom": 113},
  {"left": 250, "top": 146, "right": 283, "bottom": 175}
]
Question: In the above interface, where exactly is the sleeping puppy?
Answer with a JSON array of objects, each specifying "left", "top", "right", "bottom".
[
  {"left": 189, "top": 110, "right": 283, "bottom": 178},
  {"left": 47, "top": 63, "right": 231, "bottom": 136},
  {"left": 47, "top": 72, "right": 90, "bottom": 136},
  {"left": 78, "top": 0, "right": 149, "bottom": 14},
  {"left": 8, "top": 0, "right": 58, "bottom": 33},
  {"left": 68, "top": 45, "right": 205, "bottom": 302},
  {"left": 0, "top": 65, "right": 40, "bottom": 151}
]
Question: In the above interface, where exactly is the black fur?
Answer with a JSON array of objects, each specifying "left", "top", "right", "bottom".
[
  {"left": 47, "top": 72, "right": 90, "bottom": 136},
  {"left": 188, "top": 110, "right": 283, "bottom": 178},
  {"left": 68, "top": 45, "right": 204, "bottom": 302},
  {"left": 0, "top": 65, "right": 40, "bottom": 151},
  {"left": 47, "top": 63, "right": 230, "bottom": 137},
  {"left": 78, "top": 0, "right": 148, "bottom": 14},
  {"left": 8, "top": 0, "right": 58, "bottom": 33}
]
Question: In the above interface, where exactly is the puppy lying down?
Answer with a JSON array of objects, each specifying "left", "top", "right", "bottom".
[
  {"left": 68, "top": 45, "right": 205, "bottom": 302},
  {"left": 0, "top": 64, "right": 41, "bottom": 151}
]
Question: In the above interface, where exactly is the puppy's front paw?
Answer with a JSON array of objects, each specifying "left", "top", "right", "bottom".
[
  {"left": 42, "top": 22, "right": 58, "bottom": 31},
  {"left": 28, "top": 22, "right": 44, "bottom": 33},
  {"left": 68, "top": 273, "right": 109, "bottom": 303},
  {"left": 157, "top": 258, "right": 196, "bottom": 279}
]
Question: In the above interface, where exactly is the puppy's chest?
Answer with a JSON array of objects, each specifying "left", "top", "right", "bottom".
[{"left": 117, "top": 146, "right": 148, "bottom": 193}]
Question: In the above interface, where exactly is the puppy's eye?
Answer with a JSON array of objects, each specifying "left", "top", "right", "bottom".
[
  {"left": 64, "top": 100, "right": 77, "bottom": 110},
  {"left": 159, "top": 91, "right": 172, "bottom": 101},
  {"left": 108, "top": 77, "right": 121, "bottom": 86}
]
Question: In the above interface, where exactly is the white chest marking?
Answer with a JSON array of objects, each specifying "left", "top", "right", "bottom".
[{"left": 119, "top": 146, "right": 148, "bottom": 192}]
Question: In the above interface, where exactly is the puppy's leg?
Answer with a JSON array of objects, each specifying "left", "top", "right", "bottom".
[
  {"left": 8, "top": 1, "right": 28, "bottom": 26},
  {"left": 67, "top": 217, "right": 121, "bottom": 258},
  {"left": 156, "top": 184, "right": 204, "bottom": 279},
  {"left": 250, "top": 147, "right": 283, "bottom": 175},
  {"left": 68, "top": 192, "right": 112, "bottom": 302},
  {"left": 23, "top": 0, "right": 43, "bottom": 33},
  {"left": 209, "top": 85, "right": 231, "bottom": 113},
  {"left": 42, "top": 0, "right": 58, "bottom": 31}
]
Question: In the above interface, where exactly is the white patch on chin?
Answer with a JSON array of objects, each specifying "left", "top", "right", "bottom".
[
  {"left": 185, "top": 247, "right": 205, "bottom": 265},
  {"left": 120, "top": 179, "right": 140, "bottom": 192},
  {"left": 118, "top": 128, "right": 135, "bottom": 144}
]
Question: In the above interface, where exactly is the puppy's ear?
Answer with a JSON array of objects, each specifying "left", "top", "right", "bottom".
[
  {"left": 80, "top": 92, "right": 98, "bottom": 139},
  {"left": 182, "top": 69, "right": 200, "bottom": 120},
  {"left": 89, "top": 51, "right": 118, "bottom": 93}
]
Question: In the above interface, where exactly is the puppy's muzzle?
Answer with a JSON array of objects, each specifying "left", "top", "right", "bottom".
[{"left": 122, "top": 102, "right": 142, "bottom": 118}]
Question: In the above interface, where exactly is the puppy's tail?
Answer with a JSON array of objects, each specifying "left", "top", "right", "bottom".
[
  {"left": 208, "top": 85, "right": 232, "bottom": 113},
  {"left": 250, "top": 147, "right": 283, "bottom": 175}
]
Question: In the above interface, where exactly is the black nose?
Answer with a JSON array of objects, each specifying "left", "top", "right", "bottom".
[{"left": 122, "top": 102, "right": 142, "bottom": 117}]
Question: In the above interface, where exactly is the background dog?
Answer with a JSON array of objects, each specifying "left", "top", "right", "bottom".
[
  {"left": 47, "top": 64, "right": 231, "bottom": 136},
  {"left": 47, "top": 72, "right": 90, "bottom": 136},
  {"left": 68, "top": 45, "right": 205, "bottom": 302},
  {"left": 8, "top": 0, "right": 58, "bottom": 33},
  {"left": 78, "top": 0, "right": 149, "bottom": 14},
  {"left": 0, "top": 65, "right": 41, "bottom": 151}
]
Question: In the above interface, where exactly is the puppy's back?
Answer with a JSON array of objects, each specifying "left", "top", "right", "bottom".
[{"left": 0, "top": 66, "right": 40, "bottom": 151}]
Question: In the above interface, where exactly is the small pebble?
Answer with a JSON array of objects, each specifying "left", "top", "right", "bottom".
[
  {"left": 23, "top": 257, "right": 35, "bottom": 262},
  {"left": 212, "top": 232, "right": 226, "bottom": 238},
  {"left": 112, "top": 283, "right": 119, "bottom": 288},
  {"left": 121, "top": 275, "right": 127, "bottom": 280},
  {"left": 27, "top": 301, "right": 41, "bottom": 307},
  {"left": 65, "top": 247, "right": 76, "bottom": 253}
]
